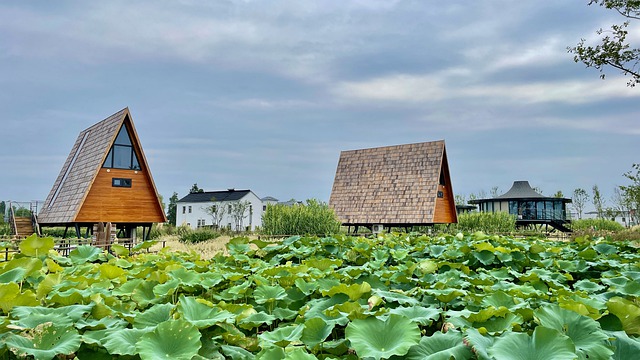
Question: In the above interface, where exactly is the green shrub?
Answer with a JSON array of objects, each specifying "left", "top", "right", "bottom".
[
  {"left": 454, "top": 212, "right": 516, "bottom": 233},
  {"left": 40, "top": 227, "right": 67, "bottom": 238},
  {"left": 261, "top": 199, "right": 342, "bottom": 236},
  {"left": 572, "top": 218, "right": 625, "bottom": 232},
  {"left": 178, "top": 227, "right": 220, "bottom": 243}
]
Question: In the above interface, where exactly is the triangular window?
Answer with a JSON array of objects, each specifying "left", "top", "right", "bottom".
[{"left": 103, "top": 124, "right": 141, "bottom": 170}]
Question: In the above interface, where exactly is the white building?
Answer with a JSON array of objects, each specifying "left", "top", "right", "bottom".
[{"left": 176, "top": 189, "right": 263, "bottom": 231}]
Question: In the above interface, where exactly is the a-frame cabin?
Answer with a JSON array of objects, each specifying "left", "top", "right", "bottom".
[
  {"left": 38, "top": 108, "right": 166, "bottom": 239},
  {"left": 329, "top": 140, "right": 457, "bottom": 232}
]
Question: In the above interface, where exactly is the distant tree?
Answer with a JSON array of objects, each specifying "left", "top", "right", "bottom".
[
  {"left": 454, "top": 194, "right": 467, "bottom": 205},
  {"left": 477, "top": 190, "right": 487, "bottom": 199},
  {"left": 568, "top": 0, "right": 640, "bottom": 87},
  {"left": 0, "top": 201, "right": 5, "bottom": 223},
  {"left": 532, "top": 186, "right": 544, "bottom": 195},
  {"left": 490, "top": 186, "right": 500, "bottom": 198},
  {"left": 167, "top": 192, "right": 179, "bottom": 225},
  {"left": 620, "top": 163, "right": 640, "bottom": 225},
  {"left": 229, "top": 201, "right": 250, "bottom": 232},
  {"left": 592, "top": 185, "right": 606, "bottom": 218},
  {"left": 189, "top": 183, "right": 204, "bottom": 194},
  {"left": 573, "top": 188, "right": 589, "bottom": 219},
  {"left": 204, "top": 197, "right": 227, "bottom": 229},
  {"left": 553, "top": 190, "right": 564, "bottom": 198}
]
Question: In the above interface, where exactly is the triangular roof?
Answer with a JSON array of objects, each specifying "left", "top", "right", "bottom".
[
  {"left": 329, "top": 140, "right": 457, "bottom": 225},
  {"left": 38, "top": 108, "right": 166, "bottom": 224},
  {"left": 494, "top": 181, "right": 544, "bottom": 199},
  {"left": 178, "top": 190, "right": 253, "bottom": 203}
]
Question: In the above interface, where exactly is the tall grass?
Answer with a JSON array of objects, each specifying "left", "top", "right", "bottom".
[
  {"left": 571, "top": 218, "right": 625, "bottom": 232},
  {"left": 454, "top": 212, "right": 517, "bottom": 233},
  {"left": 261, "top": 199, "right": 342, "bottom": 236}
]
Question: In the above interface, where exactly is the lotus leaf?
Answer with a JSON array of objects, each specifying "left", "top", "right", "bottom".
[
  {"left": 69, "top": 245, "right": 103, "bottom": 264},
  {"left": 178, "top": 295, "right": 234, "bottom": 328},
  {"left": 220, "top": 344, "right": 256, "bottom": 359},
  {"left": 399, "top": 330, "right": 473, "bottom": 360},
  {"left": 0, "top": 283, "right": 38, "bottom": 313},
  {"left": 606, "top": 296, "right": 640, "bottom": 335},
  {"left": 133, "top": 303, "right": 174, "bottom": 329},
  {"left": 239, "top": 311, "right": 277, "bottom": 329},
  {"left": 102, "top": 328, "right": 149, "bottom": 355},
  {"left": 388, "top": 306, "right": 441, "bottom": 326},
  {"left": 254, "top": 284, "right": 288, "bottom": 304},
  {"left": 18, "top": 234, "right": 54, "bottom": 258},
  {"left": 534, "top": 304, "right": 613, "bottom": 360},
  {"left": 136, "top": 319, "right": 202, "bottom": 360},
  {"left": 488, "top": 326, "right": 577, "bottom": 360},
  {"left": 0, "top": 267, "right": 26, "bottom": 283},
  {"left": 259, "top": 324, "right": 304, "bottom": 347},
  {"left": 321, "top": 282, "right": 371, "bottom": 301},
  {"left": 4, "top": 323, "right": 81, "bottom": 360},
  {"left": 345, "top": 314, "right": 420, "bottom": 360}
]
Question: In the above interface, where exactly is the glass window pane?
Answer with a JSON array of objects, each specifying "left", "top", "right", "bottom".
[
  {"left": 103, "top": 148, "right": 113, "bottom": 168},
  {"left": 132, "top": 151, "right": 141, "bottom": 170},
  {"left": 114, "top": 125, "right": 132, "bottom": 146},
  {"left": 113, "top": 145, "right": 131, "bottom": 169}
]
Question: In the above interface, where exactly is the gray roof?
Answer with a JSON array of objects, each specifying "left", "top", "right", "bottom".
[
  {"left": 495, "top": 181, "right": 544, "bottom": 199},
  {"left": 178, "top": 190, "right": 252, "bottom": 203},
  {"left": 39, "top": 109, "right": 128, "bottom": 224}
]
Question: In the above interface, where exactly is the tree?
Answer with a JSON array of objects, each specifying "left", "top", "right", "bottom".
[
  {"left": 204, "top": 197, "right": 226, "bottom": 229},
  {"left": 189, "top": 183, "right": 204, "bottom": 194},
  {"left": 490, "top": 186, "right": 500, "bottom": 198},
  {"left": 572, "top": 188, "right": 589, "bottom": 219},
  {"left": 620, "top": 163, "right": 640, "bottom": 225},
  {"left": 167, "top": 192, "right": 179, "bottom": 225},
  {"left": 454, "top": 194, "right": 466, "bottom": 205},
  {"left": 0, "top": 201, "right": 5, "bottom": 223},
  {"left": 229, "top": 200, "right": 250, "bottom": 232},
  {"left": 569, "top": 1, "right": 640, "bottom": 87},
  {"left": 592, "top": 184, "right": 606, "bottom": 218},
  {"left": 553, "top": 190, "right": 564, "bottom": 198}
]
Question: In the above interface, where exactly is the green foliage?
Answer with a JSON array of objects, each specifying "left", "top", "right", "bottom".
[
  {"left": 572, "top": 218, "right": 625, "bottom": 231},
  {"left": 261, "top": 199, "right": 341, "bottom": 235},
  {"left": 454, "top": 212, "right": 517, "bottom": 233},
  {"left": 178, "top": 227, "right": 220, "bottom": 243},
  {"left": 0, "top": 233, "right": 638, "bottom": 359},
  {"left": 167, "top": 191, "right": 179, "bottom": 226},
  {"left": 569, "top": 0, "right": 640, "bottom": 87}
]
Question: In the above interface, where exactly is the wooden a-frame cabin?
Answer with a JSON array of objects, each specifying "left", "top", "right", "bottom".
[
  {"left": 329, "top": 140, "right": 457, "bottom": 232},
  {"left": 37, "top": 108, "right": 166, "bottom": 239}
]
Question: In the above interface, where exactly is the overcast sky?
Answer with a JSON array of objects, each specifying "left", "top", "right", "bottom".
[{"left": 1, "top": 1, "right": 638, "bottom": 212}]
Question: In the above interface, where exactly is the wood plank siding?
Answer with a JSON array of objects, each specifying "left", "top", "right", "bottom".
[{"left": 75, "top": 168, "right": 165, "bottom": 223}]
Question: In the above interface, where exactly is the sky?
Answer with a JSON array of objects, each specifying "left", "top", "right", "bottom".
[{"left": 1, "top": 1, "right": 638, "bottom": 213}]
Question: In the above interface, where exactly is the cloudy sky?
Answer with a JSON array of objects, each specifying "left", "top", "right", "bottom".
[{"left": 1, "top": 1, "right": 638, "bottom": 212}]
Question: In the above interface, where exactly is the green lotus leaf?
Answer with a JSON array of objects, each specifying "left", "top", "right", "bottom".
[
  {"left": 74, "top": 345, "right": 113, "bottom": 360},
  {"left": 170, "top": 267, "right": 202, "bottom": 286},
  {"left": 11, "top": 313, "right": 73, "bottom": 329},
  {"left": 573, "top": 279, "right": 605, "bottom": 293},
  {"left": 74, "top": 316, "right": 128, "bottom": 330},
  {"left": 481, "top": 291, "right": 524, "bottom": 311},
  {"left": 1, "top": 257, "right": 43, "bottom": 278},
  {"left": 464, "top": 328, "right": 495, "bottom": 360},
  {"left": 594, "top": 243, "right": 617, "bottom": 255},
  {"left": 388, "top": 306, "right": 441, "bottom": 326},
  {"left": 134, "top": 303, "right": 175, "bottom": 329},
  {"left": 417, "top": 259, "right": 439, "bottom": 275},
  {"left": 295, "top": 278, "right": 319, "bottom": 295},
  {"left": 254, "top": 284, "right": 288, "bottom": 304},
  {"left": 36, "top": 273, "right": 63, "bottom": 300},
  {"left": 153, "top": 278, "right": 180, "bottom": 297},
  {"left": 110, "top": 244, "right": 130, "bottom": 257},
  {"left": 69, "top": 245, "right": 103, "bottom": 265},
  {"left": 239, "top": 311, "right": 276, "bottom": 329},
  {"left": 99, "top": 263, "right": 126, "bottom": 280},
  {"left": 0, "top": 283, "right": 38, "bottom": 313},
  {"left": 606, "top": 330, "right": 640, "bottom": 360},
  {"left": 132, "top": 280, "right": 160, "bottom": 307},
  {"left": 426, "top": 288, "right": 466, "bottom": 304},
  {"left": 488, "top": 326, "right": 577, "bottom": 360},
  {"left": 321, "top": 282, "right": 371, "bottom": 301},
  {"left": 0, "top": 267, "right": 26, "bottom": 283},
  {"left": 47, "top": 288, "right": 89, "bottom": 306},
  {"left": 273, "top": 307, "right": 298, "bottom": 321},
  {"left": 201, "top": 272, "right": 224, "bottom": 288},
  {"left": 136, "top": 319, "right": 202, "bottom": 360},
  {"left": 257, "top": 346, "right": 286, "bottom": 359},
  {"left": 303, "top": 258, "right": 343, "bottom": 271},
  {"left": 606, "top": 296, "right": 640, "bottom": 336},
  {"left": 430, "top": 245, "right": 448, "bottom": 257},
  {"left": 82, "top": 328, "right": 111, "bottom": 345},
  {"left": 258, "top": 324, "right": 304, "bottom": 347},
  {"left": 18, "top": 234, "right": 54, "bottom": 258},
  {"left": 400, "top": 330, "right": 473, "bottom": 360},
  {"left": 4, "top": 323, "right": 81, "bottom": 360},
  {"left": 177, "top": 295, "right": 234, "bottom": 328},
  {"left": 133, "top": 240, "right": 156, "bottom": 252},
  {"left": 534, "top": 304, "right": 613, "bottom": 360},
  {"left": 220, "top": 344, "right": 255, "bottom": 360},
  {"left": 284, "top": 347, "right": 318, "bottom": 359},
  {"left": 345, "top": 314, "right": 421, "bottom": 360},
  {"left": 301, "top": 317, "right": 335, "bottom": 348},
  {"left": 372, "top": 289, "right": 420, "bottom": 306},
  {"left": 473, "top": 250, "right": 496, "bottom": 265},
  {"left": 102, "top": 328, "right": 149, "bottom": 355}
]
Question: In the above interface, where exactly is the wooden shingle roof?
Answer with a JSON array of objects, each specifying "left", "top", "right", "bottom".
[
  {"left": 38, "top": 108, "right": 164, "bottom": 225},
  {"left": 329, "top": 140, "right": 455, "bottom": 225}
]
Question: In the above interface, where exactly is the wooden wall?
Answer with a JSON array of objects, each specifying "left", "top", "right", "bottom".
[
  {"left": 434, "top": 183, "right": 457, "bottom": 223},
  {"left": 75, "top": 168, "right": 165, "bottom": 223}
]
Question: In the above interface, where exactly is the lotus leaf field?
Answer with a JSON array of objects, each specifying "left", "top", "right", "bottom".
[{"left": 1, "top": 232, "right": 639, "bottom": 359}]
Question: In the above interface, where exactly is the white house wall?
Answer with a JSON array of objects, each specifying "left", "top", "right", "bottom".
[{"left": 176, "top": 192, "right": 264, "bottom": 231}]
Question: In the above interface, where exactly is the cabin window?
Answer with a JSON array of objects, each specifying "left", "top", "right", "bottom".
[
  {"left": 182, "top": 206, "right": 186, "bottom": 214},
  {"left": 103, "top": 124, "right": 141, "bottom": 170},
  {"left": 437, "top": 191, "right": 444, "bottom": 198},
  {"left": 188, "top": 206, "right": 192, "bottom": 213},
  {"left": 112, "top": 178, "right": 132, "bottom": 188}
]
